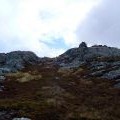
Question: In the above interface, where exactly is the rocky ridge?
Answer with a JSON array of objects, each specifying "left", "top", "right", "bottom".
[
  {"left": 56, "top": 42, "right": 120, "bottom": 67},
  {"left": 56, "top": 42, "right": 120, "bottom": 81},
  {"left": 0, "top": 42, "right": 120, "bottom": 120},
  {"left": 1, "top": 42, "right": 120, "bottom": 81}
]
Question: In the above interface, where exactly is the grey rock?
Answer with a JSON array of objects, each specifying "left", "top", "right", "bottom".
[
  {"left": 0, "top": 76, "right": 5, "bottom": 91},
  {"left": 0, "top": 68, "right": 11, "bottom": 75},
  {"left": 102, "top": 69, "right": 120, "bottom": 80},
  {"left": 6, "top": 51, "right": 39, "bottom": 69},
  {"left": 90, "top": 45, "right": 120, "bottom": 56},
  {"left": 111, "top": 61, "right": 120, "bottom": 66},
  {"left": 0, "top": 53, "right": 6, "bottom": 65},
  {"left": 12, "top": 118, "right": 31, "bottom": 120},
  {"left": 55, "top": 77, "right": 60, "bottom": 80},
  {"left": 0, "top": 51, "right": 39, "bottom": 75},
  {"left": 88, "top": 60, "right": 120, "bottom": 80},
  {"left": 114, "top": 82, "right": 120, "bottom": 88},
  {"left": 56, "top": 42, "right": 120, "bottom": 68},
  {"left": 90, "top": 62, "right": 108, "bottom": 70},
  {"left": 79, "top": 42, "right": 87, "bottom": 48},
  {"left": 90, "top": 70, "right": 105, "bottom": 77},
  {"left": 0, "top": 76, "right": 5, "bottom": 81},
  {"left": 0, "top": 110, "right": 17, "bottom": 120}
]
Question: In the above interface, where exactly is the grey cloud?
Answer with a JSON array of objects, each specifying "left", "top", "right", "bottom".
[{"left": 76, "top": 0, "right": 120, "bottom": 48}]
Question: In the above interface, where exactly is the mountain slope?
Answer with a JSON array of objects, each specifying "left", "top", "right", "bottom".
[{"left": 0, "top": 42, "right": 120, "bottom": 120}]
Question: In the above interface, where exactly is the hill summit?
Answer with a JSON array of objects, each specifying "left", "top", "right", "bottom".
[{"left": 56, "top": 42, "right": 120, "bottom": 67}]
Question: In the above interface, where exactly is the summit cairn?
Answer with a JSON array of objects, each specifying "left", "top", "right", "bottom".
[{"left": 79, "top": 42, "right": 87, "bottom": 48}]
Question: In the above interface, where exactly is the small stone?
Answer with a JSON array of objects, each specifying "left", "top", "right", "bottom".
[
  {"left": 0, "top": 76, "right": 5, "bottom": 81},
  {"left": 12, "top": 117, "right": 31, "bottom": 120},
  {"left": 55, "top": 77, "right": 60, "bottom": 80}
]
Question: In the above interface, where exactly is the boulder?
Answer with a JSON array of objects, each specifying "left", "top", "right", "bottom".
[
  {"left": 0, "top": 76, "right": 5, "bottom": 81},
  {"left": 0, "top": 51, "right": 39, "bottom": 75}
]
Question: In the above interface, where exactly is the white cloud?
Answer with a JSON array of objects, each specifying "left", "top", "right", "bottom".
[{"left": 0, "top": 0, "right": 101, "bottom": 57}]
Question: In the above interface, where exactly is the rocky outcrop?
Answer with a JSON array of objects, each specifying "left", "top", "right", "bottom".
[
  {"left": 87, "top": 60, "right": 120, "bottom": 80},
  {"left": 0, "top": 110, "right": 17, "bottom": 120},
  {"left": 102, "top": 69, "right": 120, "bottom": 80},
  {"left": 0, "top": 110, "right": 31, "bottom": 120},
  {"left": 54, "top": 42, "right": 120, "bottom": 84},
  {"left": 0, "top": 51, "right": 39, "bottom": 74},
  {"left": 56, "top": 42, "right": 89, "bottom": 68},
  {"left": 56, "top": 42, "right": 120, "bottom": 68}
]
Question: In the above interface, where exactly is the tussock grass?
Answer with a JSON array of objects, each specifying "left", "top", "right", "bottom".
[{"left": 6, "top": 72, "right": 42, "bottom": 82}]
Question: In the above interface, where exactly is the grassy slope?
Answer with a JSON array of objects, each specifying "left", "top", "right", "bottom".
[{"left": 0, "top": 64, "right": 120, "bottom": 120}]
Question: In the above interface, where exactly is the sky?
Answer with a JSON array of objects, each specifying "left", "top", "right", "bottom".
[{"left": 0, "top": 0, "right": 119, "bottom": 57}]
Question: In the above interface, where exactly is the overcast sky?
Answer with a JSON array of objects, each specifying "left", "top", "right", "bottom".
[{"left": 0, "top": 0, "right": 119, "bottom": 57}]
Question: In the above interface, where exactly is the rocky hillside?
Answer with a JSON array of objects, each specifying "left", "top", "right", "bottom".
[
  {"left": 0, "top": 42, "right": 120, "bottom": 120},
  {"left": 1, "top": 42, "right": 120, "bottom": 80},
  {"left": 56, "top": 42, "right": 120, "bottom": 67},
  {"left": 56, "top": 42, "right": 120, "bottom": 81}
]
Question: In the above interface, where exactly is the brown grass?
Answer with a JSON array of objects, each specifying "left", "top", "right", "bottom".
[
  {"left": 0, "top": 64, "right": 119, "bottom": 120},
  {"left": 6, "top": 72, "right": 42, "bottom": 83}
]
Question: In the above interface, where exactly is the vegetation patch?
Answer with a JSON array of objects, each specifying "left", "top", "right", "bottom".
[{"left": 6, "top": 72, "right": 42, "bottom": 82}]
